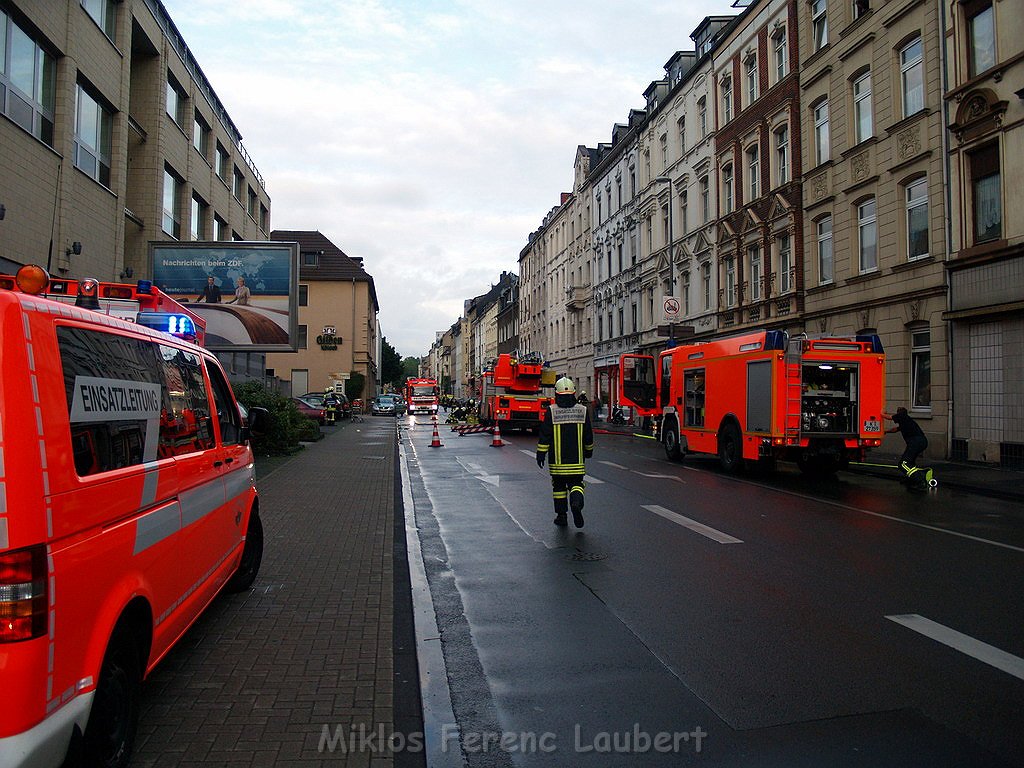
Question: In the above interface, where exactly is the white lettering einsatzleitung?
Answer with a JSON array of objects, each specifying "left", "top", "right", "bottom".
[{"left": 69, "top": 375, "right": 162, "bottom": 461}]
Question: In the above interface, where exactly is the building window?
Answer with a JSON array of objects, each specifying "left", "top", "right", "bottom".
[
  {"left": 82, "top": 0, "right": 116, "bottom": 38},
  {"left": 969, "top": 143, "right": 1001, "bottom": 243},
  {"left": 853, "top": 71, "right": 872, "bottom": 144},
  {"left": 298, "top": 285, "right": 307, "bottom": 306},
  {"left": 303, "top": 251, "right": 320, "bottom": 267},
  {"left": 190, "top": 194, "right": 207, "bottom": 240},
  {"left": 680, "top": 190, "right": 688, "bottom": 235},
  {"left": 817, "top": 216, "right": 833, "bottom": 284},
  {"left": 853, "top": 0, "right": 870, "bottom": 20},
  {"left": 260, "top": 203, "right": 269, "bottom": 233},
  {"left": 725, "top": 257, "right": 736, "bottom": 307},
  {"left": 298, "top": 325, "right": 307, "bottom": 350},
  {"left": 700, "top": 176, "right": 710, "bottom": 222},
  {"left": 660, "top": 134, "right": 668, "bottom": 166},
  {"left": 778, "top": 233, "right": 793, "bottom": 293},
  {"left": 608, "top": 312, "right": 614, "bottom": 339},
  {"left": 775, "top": 124, "right": 789, "bottom": 185},
  {"left": 247, "top": 186, "right": 257, "bottom": 219},
  {"left": 814, "top": 100, "right": 830, "bottom": 165},
  {"left": 722, "top": 77, "right": 733, "bottom": 124},
  {"left": 723, "top": 164, "right": 734, "bottom": 213},
  {"left": 233, "top": 166, "right": 244, "bottom": 200},
  {"left": 216, "top": 142, "right": 229, "bottom": 182},
  {"left": 701, "top": 261, "right": 712, "bottom": 310},
  {"left": 74, "top": 82, "right": 112, "bottom": 186},
  {"left": 773, "top": 27, "right": 788, "bottom": 82},
  {"left": 812, "top": 0, "right": 828, "bottom": 52},
  {"left": 858, "top": 198, "right": 878, "bottom": 273},
  {"left": 745, "top": 56, "right": 758, "bottom": 105},
  {"left": 967, "top": 3, "right": 995, "bottom": 78},
  {"left": 748, "top": 245, "right": 762, "bottom": 300},
  {"left": 617, "top": 308, "right": 624, "bottom": 337},
  {"left": 747, "top": 144, "right": 759, "bottom": 199},
  {"left": 911, "top": 328, "right": 931, "bottom": 410},
  {"left": 598, "top": 316, "right": 604, "bottom": 341},
  {"left": 900, "top": 38, "right": 924, "bottom": 117},
  {"left": 162, "top": 168, "right": 182, "bottom": 239},
  {"left": 166, "top": 73, "right": 187, "bottom": 128},
  {"left": 1, "top": 13, "right": 56, "bottom": 145},
  {"left": 214, "top": 214, "right": 227, "bottom": 241},
  {"left": 678, "top": 116, "right": 686, "bottom": 154},
  {"left": 698, "top": 97, "right": 708, "bottom": 138},
  {"left": 682, "top": 271, "right": 691, "bottom": 314},
  {"left": 906, "top": 177, "right": 929, "bottom": 259},
  {"left": 596, "top": 194, "right": 602, "bottom": 223},
  {"left": 193, "top": 111, "right": 210, "bottom": 158}
]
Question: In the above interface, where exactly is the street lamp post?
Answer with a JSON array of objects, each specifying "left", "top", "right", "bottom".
[{"left": 654, "top": 176, "right": 675, "bottom": 346}]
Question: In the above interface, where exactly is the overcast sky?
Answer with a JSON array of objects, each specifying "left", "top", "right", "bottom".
[{"left": 167, "top": 0, "right": 737, "bottom": 358}]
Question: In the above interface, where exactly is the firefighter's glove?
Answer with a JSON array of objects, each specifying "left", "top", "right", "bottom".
[
  {"left": 584, "top": 449, "right": 593, "bottom": 459},
  {"left": 536, "top": 452, "right": 546, "bottom": 468}
]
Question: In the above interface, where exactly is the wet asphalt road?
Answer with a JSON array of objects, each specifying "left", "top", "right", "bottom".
[{"left": 401, "top": 418, "right": 1024, "bottom": 767}]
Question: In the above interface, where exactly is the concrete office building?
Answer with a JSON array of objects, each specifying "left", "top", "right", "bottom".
[{"left": 0, "top": 0, "right": 271, "bottom": 283}]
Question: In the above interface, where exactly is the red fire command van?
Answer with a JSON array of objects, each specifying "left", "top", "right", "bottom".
[
  {"left": 619, "top": 329, "right": 886, "bottom": 475},
  {"left": 0, "top": 266, "right": 266, "bottom": 767}
]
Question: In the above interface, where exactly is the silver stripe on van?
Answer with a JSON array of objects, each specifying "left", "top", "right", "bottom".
[
  {"left": 141, "top": 463, "right": 160, "bottom": 508},
  {"left": 134, "top": 501, "right": 182, "bottom": 555},
  {"left": 224, "top": 464, "right": 255, "bottom": 501},
  {"left": 0, "top": 518, "right": 8, "bottom": 550},
  {"left": 180, "top": 480, "right": 226, "bottom": 528}
]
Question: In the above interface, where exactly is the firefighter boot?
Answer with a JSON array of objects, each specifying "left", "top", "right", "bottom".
[
  {"left": 553, "top": 497, "right": 568, "bottom": 527},
  {"left": 569, "top": 488, "right": 585, "bottom": 528}
]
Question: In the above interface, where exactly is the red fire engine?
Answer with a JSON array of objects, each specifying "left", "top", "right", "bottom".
[
  {"left": 481, "top": 352, "right": 554, "bottom": 434},
  {"left": 405, "top": 377, "right": 439, "bottom": 416},
  {"left": 619, "top": 329, "right": 886, "bottom": 475},
  {"left": 0, "top": 266, "right": 206, "bottom": 345}
]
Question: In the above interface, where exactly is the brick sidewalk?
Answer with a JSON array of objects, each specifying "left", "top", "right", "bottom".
[{"left": 133, "top": 418, "right": 398, "bottom": 767}]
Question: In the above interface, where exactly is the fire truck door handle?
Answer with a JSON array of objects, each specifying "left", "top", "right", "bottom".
[
  {"left": 213, "top": 460, "right": 223, "bottom": 467},
  {"left": 225, "top": 457, "right": 234, "bottom": 464}
]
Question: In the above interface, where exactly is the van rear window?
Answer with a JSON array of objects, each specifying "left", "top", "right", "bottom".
[{"left": 58, "top": 327, "right": 216, "bottom": 475}]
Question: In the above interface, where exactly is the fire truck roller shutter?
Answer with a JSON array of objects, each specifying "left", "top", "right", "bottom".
[{"left": 746, "top": 361, "right": 772, "bottom": 433}]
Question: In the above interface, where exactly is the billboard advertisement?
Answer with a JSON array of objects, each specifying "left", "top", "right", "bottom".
[{"left": 149, "top": 241, "right": 299, "bottom": 352}]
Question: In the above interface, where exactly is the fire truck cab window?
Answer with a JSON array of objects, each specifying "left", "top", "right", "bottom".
[{"left": 684, "top": 369, "right": 706, "bottom": 427}]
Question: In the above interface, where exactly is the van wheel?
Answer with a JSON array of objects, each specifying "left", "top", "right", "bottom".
[
  {"left": 82, "top": 630, "right": 141, "bottom": 768},
  {"left": 718, "top": 423, "right": 743, "bottom": 474},
  {"left": 663, "top": 421, "right": 683, "bottom": 462},
  {"left": 227, "top": 509, "right": 263, "bottom": 592}
]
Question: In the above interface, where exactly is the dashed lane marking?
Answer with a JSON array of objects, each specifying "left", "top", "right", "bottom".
[
  {"left": 642, "top": 504, "right": 743, "bottom": 544},
  {"left": 887, "top": 614, "right": 1024, "bottom": 681}
]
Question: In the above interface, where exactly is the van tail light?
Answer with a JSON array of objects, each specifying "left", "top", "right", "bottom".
[{"left": 0, "top": 546, "right": 48, "bottom": 642}]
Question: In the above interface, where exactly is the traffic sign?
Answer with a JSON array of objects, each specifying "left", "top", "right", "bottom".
[{"left": 663, "top": 296, "right": 680, "bottom": 322}]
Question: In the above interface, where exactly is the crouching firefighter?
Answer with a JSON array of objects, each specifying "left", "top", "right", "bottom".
[{"left": 537, "top": 377, "right": 595, "bottom": 528}]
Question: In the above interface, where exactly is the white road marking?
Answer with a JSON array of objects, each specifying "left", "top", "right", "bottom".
[
  {"left": 454, "top": 456, "right": 500, "bottom": 488},
  {"left": 583, "top": 475, "right": 604, "bottom": 484},
  {"left": 520, "top": 449, "right": 535, "bottom": 458},
  {"left": 634, "top": 472, "right": 686, "bottom": 482},
  {"left": 886, "top": 614, "right": 1024, "bottom": 681},
  {"left": 642, "top": 505, "right": 743, "bottom": 544},
  {"left": 599, "top": 460, "right": 629, "bottom": 469}
]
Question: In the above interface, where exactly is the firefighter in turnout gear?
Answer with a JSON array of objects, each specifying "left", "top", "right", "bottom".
[{"left": 537, "top": 377, "right": 594, "bottom": 528}]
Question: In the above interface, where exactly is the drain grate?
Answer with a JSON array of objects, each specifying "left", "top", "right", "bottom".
[{"left": 567, "top": 550, "right": 607, "bottom": 562}]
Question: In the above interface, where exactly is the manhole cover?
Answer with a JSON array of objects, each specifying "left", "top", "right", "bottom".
[{"left": 567, "top": 550, "right": 607, "bottom": 562}]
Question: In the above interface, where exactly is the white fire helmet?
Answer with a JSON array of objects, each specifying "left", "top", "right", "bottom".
[{"left": 554, "top": 377, "right": 576, "bottom": 395}]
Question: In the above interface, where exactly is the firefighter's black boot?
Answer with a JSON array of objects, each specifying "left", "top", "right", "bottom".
[
  {"left": 569, "top": 489, "right": 585, "bottom": 528},
  {"left": 553, "top": 498, "right": 568, "bottom": 527}
]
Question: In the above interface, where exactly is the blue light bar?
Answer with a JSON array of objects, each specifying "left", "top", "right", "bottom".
[{"left": 136, "top": 311, "right": 196, "bottom": 339}]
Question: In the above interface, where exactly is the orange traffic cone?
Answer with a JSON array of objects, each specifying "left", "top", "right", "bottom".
[
  {"left": 490, "top": 421, "right": 504, "bottom": 447},
  {"left": 429, "top": 415, "right": 443, "bottom": 447}
]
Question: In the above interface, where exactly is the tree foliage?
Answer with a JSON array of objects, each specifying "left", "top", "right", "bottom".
[
  {"left": 233, "top": 380, "right": 319, "bottom": 455},
  {"left": 402, "top": 356, "right": 420, "bottom": 381},
  {"left": 380, "top": 337, "right": 403, "bottom": 390}
]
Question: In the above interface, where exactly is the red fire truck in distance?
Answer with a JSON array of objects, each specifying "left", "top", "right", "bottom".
[
  {"left": 0, "top": 266, "right": 206, "bottom": 345},
  {"left": 481, "top": 352, "right": 554, "bottom": 434},
  {"left": 405, "top": 377, "right": 439, "bottom": 416},
  {"left": 619, "top": 329, "right": 886, "bottom": 475}
]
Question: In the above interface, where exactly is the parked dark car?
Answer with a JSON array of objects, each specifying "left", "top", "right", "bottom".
[{"left": 293, "top": 397, "right": 326, "bottom": 424}]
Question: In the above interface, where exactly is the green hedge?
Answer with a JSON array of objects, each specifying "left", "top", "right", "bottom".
[{"left": 233, "top": 380, "right": 321, "bottom": 456}]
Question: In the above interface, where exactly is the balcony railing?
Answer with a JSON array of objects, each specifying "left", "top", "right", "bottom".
[{"left": 565, "top": 285, "right": 588, "bottom": 311}]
